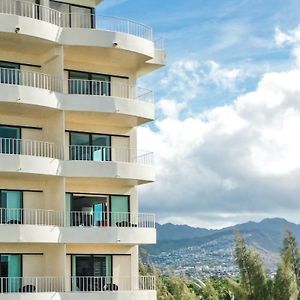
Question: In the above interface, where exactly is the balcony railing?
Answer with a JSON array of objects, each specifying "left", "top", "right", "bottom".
[
  {"left": 0, "top": 68, "right": 153, "bottom": 103},
  {"left": 0, "top": 138, "right": 153, "bottom": 165},
  {"left": 154, "top": 37, "right": 165, "bottom": 50},
  {"left": 0, "top": 208, "right": 65, "bottom": 226},
  {"left": 0, "top": 276, "right": 155, "bottom": 293},
  {"left": 71, "top": 276, "right": 156, "bottom": 292},
  {"left": 0, "top": 138, "right": 64, "bottom": 159},
  {"left": 68, "top": 79, "right": 153, "bottom": 103},
  {"left": 0, "top": 276, "right": 65, "bottom": 293},
  {"left": 0, "top": 208, "right": 156, "bottom": 228},
  {"left": 0, "top": 0, "right": 61, "bottom": 25},
  {"left": 69, "top": 145, "right": 153, "bottom": 165},
  {"left": 0, "top": 0, "right": 164, "bottom": 44},
  {"left": 0, "top": 67, "right": 63, "bottom": 92},
  {"left": 69, "top": 211, "right": 155, "bottom": 228},
  {"left": 62, "top": 14, "right": 153, "bottom": 41}
]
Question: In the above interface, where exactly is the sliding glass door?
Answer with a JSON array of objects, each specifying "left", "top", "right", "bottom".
[
  {"left": 68, "top": 71, "right": 110, "bottom": 96},
  {"left": 92, "top": 134, "right": 110, "bottom": 161},
  {"left": 67, "top": 194, "right": 108, "bottom": 227},
  {"left": 72, "top": 255, "right": 112, "bottom": 291},
  {"left": 0, "top": 126, "right": 21, "bottom": 155},
  {"left": 0, "top": 62, "right": 20, "bottom": 85},
  {"left": 110, "top": 196, "right": 129, "bottom": 226},
  {"left": 50, "top": 1, "right": 94, "bottom": 28},
  {"left": 70, "top": 132, "right": 111, "bottom": 161},
  {"left": 0, "top": 255, "right": 21, "bottom": 293},
  {"left": 0, "top": 191, "right": 23, "bottom": 224}
]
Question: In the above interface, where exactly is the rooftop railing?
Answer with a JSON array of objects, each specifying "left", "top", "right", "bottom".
[
  {"left": 0, "top": 208, "right": 156, "bottom": 228},
  {"left": 0, "top": 0, "right": 164, "bottom": 45},
  {"left": 0, "top": 276, "right": 155, "bottom": 293}
]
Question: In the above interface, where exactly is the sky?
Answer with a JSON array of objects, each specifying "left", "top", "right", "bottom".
[{"left": 98, "top": 0, "right": 300, "bottom": 229}]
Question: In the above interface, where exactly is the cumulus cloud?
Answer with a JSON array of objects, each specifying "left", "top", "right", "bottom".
[
  {"left": 157, "top": 99, "right": 186, "bottom": 119},
  {"left": 137, "top": 24, "right": 300, "bottom": 229},
  {"left": 160, "top": 59, "right": 243, "bottom": 101},
  {"left": 139, "top": 67, "right": 300, "bottom": 228},
  {"left": 275, "top": 25, "right": 300, "bottom": 65}
]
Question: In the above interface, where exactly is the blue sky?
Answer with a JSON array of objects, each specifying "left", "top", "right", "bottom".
[
  {"left": 98, "top": 0, "right": 300, "bottom": 110},
  {"left": 98, "top": 0, "right": 300, "bottom": 228}
]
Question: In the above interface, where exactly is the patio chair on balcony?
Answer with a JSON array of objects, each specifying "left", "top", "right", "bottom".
[
  {"left": 103, "top": 283, "right": 118, "bottom": 291},
  {"left": 6, "top": 219, "right": 22, "bottom": 224},
  {"left": 19, "top": 285, "right": 36, "bottom": 293},
  {"left": 116, "top": 221, "right": 137, "bottom": 227}
]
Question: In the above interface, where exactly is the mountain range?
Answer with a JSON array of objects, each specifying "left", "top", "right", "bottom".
[{"left": 146, "top": 218, "right": 300, "bottom": 255}]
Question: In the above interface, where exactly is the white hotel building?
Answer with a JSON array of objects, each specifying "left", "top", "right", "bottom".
[{"left": 0, "top": 0, "right": 165, "bottom": 299}]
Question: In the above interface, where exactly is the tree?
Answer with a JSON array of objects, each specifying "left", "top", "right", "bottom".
[
  {"left": 282, "top": 230, "right": 300, "bottom": 292},
  {"left": 273, "top": 255, "right": 298, "bottom": 300},
  {"left": 200, "top": 280, "right": 219, "bottom": 300},
  {"left": 228, "top": 233, "right": 272, "bottom": 300}
]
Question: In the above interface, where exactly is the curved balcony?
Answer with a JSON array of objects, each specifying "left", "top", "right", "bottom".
[
  {"left": 0, "top": 0, "right": 152, "bottom": 40},
  {"left": 0, "top": 208, "right": 156, "bottom": 244},
  {"left": 0, "top": 276, "right": 156, "bottom": 300},
  {"left": 0, "top": 0, "right": 165, "bottom": 66},
  {"left": 65, "top": 145, "right": 155, "bottom": 182},
  {"left": 0, "top": 68, "right": 155, "bottom": 122},
  {"left": 0, "top": 138, "right": 155, "bottom": 183}
]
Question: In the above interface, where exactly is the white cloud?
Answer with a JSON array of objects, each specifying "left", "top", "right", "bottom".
[
  {"left": 160, "top": 59, "right": 244, "bottom": 101},
  {"left": 207, "top": 61, "right": 241, "bottom": 90},
  {"left": 157, "top": 99, "right": 186, "bottom": 119},
  {"left": 275, "top": 26, "right": 300, "bottom": 46},
  {"left": 139, "top": 68, "right": 300, "bottom": 228},
  {"left": 275, "top": 25, "right": 300, "bottom": 66}
]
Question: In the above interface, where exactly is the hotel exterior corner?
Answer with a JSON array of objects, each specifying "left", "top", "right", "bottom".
[{"left": 0, "top": 0, "right": 165, "bottom": 298}]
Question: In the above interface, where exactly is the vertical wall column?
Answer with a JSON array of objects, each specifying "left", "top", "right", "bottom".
[
  {"left": 44, "top": 244, "right": 66, "bottom": 291},
  {"left": 41, "top": 46, "right": 64, "bottom": 78},
  {"left": 131, "top": 246, "right": 139, "bottom": 289}
]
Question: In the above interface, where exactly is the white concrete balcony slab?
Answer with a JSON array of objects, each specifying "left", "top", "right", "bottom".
[
  {"left": 0, "top": 0, "right": 165, "bottom": 69},
  {"left": 0, "top": 276, "right": 156, "bottom": 300},
  {"left": 0, "top": 68, "right": 155, "bottom": 123},
  {"left": 0, "top": 208, "right": 156, "bottom": 244},
  {"left": 0, "top": 138, "right": 155, "bottom": 183}
]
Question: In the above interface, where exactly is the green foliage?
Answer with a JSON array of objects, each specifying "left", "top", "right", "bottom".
[
  {"left": 273, "top": 257, "right": 298, "bottom": 300},
  {"left": 200, "top": 280, "right": 219, "bottom": 300},
  {"left": 139, "top": 260, "right": 198, "bottom": 300},
  {"left": 141, "top": 230, "right": 300, "bottom": 300},
  {"left": 230, "top": 233, "right": 271, "bottom": 300}
]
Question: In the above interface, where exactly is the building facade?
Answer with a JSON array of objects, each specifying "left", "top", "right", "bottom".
[{"left": 0, "top": 0, "right": 165, "bottom": 299}]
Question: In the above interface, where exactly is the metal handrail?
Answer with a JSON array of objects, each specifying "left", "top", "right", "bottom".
[
  {"left": 62, "top": 14, "right": 153, "bottom": 41},
  {"left": 68, "top": 79, "right": 153, "bottom": 103},
  {"left": 0, "top": 138, "right": 153, "bottom": 165},
  {"left": 0, "top": 138, "right": 64, "bottom": 159},
  {"left": 0, "top": 68, "right": 153, "bottom": 103},
  {"left": 0, "top": 0, "right": 159, "bottom": 43},
  {"left": 69, "top": 145, "right": 154, "bottom": 165},
  {"left": 0, "top": 67, "right": 63, "bottom": 92},
  {"left": 0, "top": 276, "right": 65, "bottom": 293},
  {"left": 71, "top": 276, "right": 156, "bottom": 292},
  {"left": 0, "top": 276, "right": 155, "bottom": 293},
  {"left": 0, "top": 208, "right": 156, "bottom": 228},
  {"left": 68, "top": 211, "right": 155, "bottom": 228}
]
